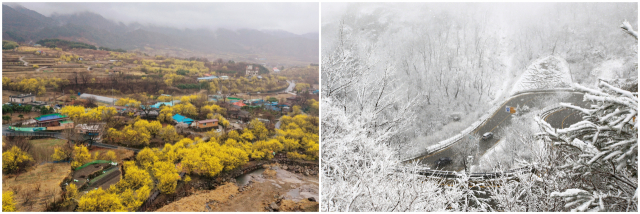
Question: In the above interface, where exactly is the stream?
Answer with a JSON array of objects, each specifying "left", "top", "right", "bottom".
[{"left": 235, "top": 168, "right": 265, "bottom": 187}]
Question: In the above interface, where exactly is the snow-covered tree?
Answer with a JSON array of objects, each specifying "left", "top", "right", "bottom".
[
  {"left": 535, "top": 80, "right": 637, "bottom": 212},
  {"left": 321, "top": 24, "right": 490, "bottom": 212}
]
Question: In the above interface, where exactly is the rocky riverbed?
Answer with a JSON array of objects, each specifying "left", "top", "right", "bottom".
[{"left": 156, "top": 162, "right": 318, "bottom": 212}]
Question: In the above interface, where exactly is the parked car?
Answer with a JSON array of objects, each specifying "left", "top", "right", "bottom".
[
  {"left": 482, "top": 132, "right": 494, "bottom": 140},
  {"left": 434, "top": 157, "right": 452, "bottom": 168}
]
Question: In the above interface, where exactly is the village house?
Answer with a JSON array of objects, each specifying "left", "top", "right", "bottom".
[
  {"left": 75, "top": 123, "right": 106, "bottom": 141},
  {"left": 238, "top": 110, "right": 251, "bottom": 122},
  {"left": 35, "top": 113, "right": 68, "bottom": 127},
  {"left": 246, "top": 65, "right": 259, "bottom": 77},
  {"left": 136, "top": 109, "right": 159, "bottom": 119},
  {"left": 9, "top": 93, "right": 36, "bottom": 104},
  {"left": 193, "top": 119, "right": 219, "bottom": 129},
  {"left": 75, "top": 123, "right": 104, "bottom": 134},
  {"left": 233, "top": 101, "right": 247, "bottom": 108},
  {"left": 228, "top": 109, "right": 251, "bottom": 122},
  {"left": 257, "top": 118, "right": 271, "bottom": 124},
  {"left": 46, "top": 121, "right": 74, "bottom": 131}
]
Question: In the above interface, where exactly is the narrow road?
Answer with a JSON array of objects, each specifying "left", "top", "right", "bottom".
[
  {"left": 285, "top": 80, "right": 296, "bottom": 95},
  {"left": 545, "top": 108, "right": 584, "bottom": 129},
  {"left": 408, "top": 91, "right": 588, "bottom": 171}
]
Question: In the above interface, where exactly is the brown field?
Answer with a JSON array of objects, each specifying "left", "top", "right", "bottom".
[
  {"left": 29, "top": 138, "right": 67, "bottom": 150},
  {"left": 155, "top": 182, "right": 239, "bottom": 212},
  {"left": 2, "top": 163, "right": 72, "bottom": 212},
  {"left": 28, "top": 138, "right": 69, "bottom": 162},
  {"left": 1, "top": 111, "right": 43, "bottom": 122},
  {"left": 2, "top": 90, "right": 67, "bottom": 105}
]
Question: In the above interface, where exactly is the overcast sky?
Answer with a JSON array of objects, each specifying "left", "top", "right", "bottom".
[{"left": 12, "top": 2, "right": 319, "bottom": 34}]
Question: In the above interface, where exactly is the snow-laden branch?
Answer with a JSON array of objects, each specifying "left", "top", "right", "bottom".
[
  {"left": 620, "top": 19, "right": 638, "bottom": 40},
  {"left": 559, "top": 102, "right": 596, "bottom": 116},
  {"left": 599, "top": 80, "right": 638, "bottom": 102},
  {"left": 551, "top": 189, "right": 606, "bottom": 212},
  {"left": 538, "top": 81, "right": 638, "bottom": 211},
  {"left": 572, "top": 83, "right": 609, "bottom": 97}
]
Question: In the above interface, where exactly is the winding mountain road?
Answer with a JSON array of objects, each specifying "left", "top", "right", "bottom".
[{"left": 407, "top": 91, "right": 588, "bottom": 171}]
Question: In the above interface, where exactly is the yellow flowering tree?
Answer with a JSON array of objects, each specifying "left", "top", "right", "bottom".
[
  {"left": 249, "top": 119, "right": 270, "bottom": 141},
  {"left": 173, "top": 103, "right": 197, "bottom": 117},
  {"left": 159, "top": 125, "right": 181, "bottom": 143},
  {"left": 2, "top": 191, "right": 16, "bottom": 212},
  {"left": 71, "top": 145, "right": 92, "bottom": 169},
  {"left": 152, "top": 161, "right": 180, "bottom": 194},
  {"left": 136, "top": 148, "right": 158, "bottom": 170},
  {"left": 64, "top": 183, "right": 78, "bottom": 205},
  {"left": 251, "top": 139, "right": 284, "bottom": 160},
  {"left": 2, "top": 146, "right": 34, "bottom": 173},
  {"left": 76, "top": 188, "right": 125, "bottom": 212},
  {"left": 115, "top": 98, "right": 141, "bottom": 108},
  {"left": 60, "top": 105, "right": 86, "bottom": 121},
  {"left": 102, "top": 150, "right": 117, "bottom": 162},
  {"left": 52, "top": 146, "right": 72, "bottom": 161},
  {"left": 158, "top": 106, "right": 174, "bottom": 123}
]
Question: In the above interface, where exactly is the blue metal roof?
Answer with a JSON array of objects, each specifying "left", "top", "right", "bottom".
[
  {"left": 172, "top": 114, "right": 194, "bottom": 124},
  {"left": 150, "top": 102, "right": 174, "bottom": 109}
]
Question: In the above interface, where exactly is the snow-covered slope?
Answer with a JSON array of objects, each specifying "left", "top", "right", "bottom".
[
  {"left": 510, "top": 55, "right": 573, "bottom": 95},
  {"left": 590, "top": 59, "right": 626, "bottom": 83}
]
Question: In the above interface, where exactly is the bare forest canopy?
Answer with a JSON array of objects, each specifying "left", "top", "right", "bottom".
[
  {"left": 37, "top": 38, "right": 93, "bottom": 50},
  {"left": 2, "top": 4, "right": 319, "bottom": 64}
]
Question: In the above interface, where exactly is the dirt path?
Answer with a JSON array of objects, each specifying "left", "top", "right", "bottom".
[
  {"left": 36, "top": 66, "right": 48, "bottom": 72},
  {"left": 19, "top": 56, "right": 28, "bottom": 66}
]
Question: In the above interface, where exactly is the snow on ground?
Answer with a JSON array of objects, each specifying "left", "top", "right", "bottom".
[
  {"left": 590, "top": 59, "right": 625, "bottom": 84},
  {"left": 510, "top": 55, "right": 573, "bottom": 95},
  {"left": 400, "top": 110, "right": 483, "bottom": 159}
]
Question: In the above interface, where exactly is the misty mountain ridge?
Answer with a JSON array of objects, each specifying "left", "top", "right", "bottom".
[{"left": 2, "top": 4, "right": 319, "bottom": 63}]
